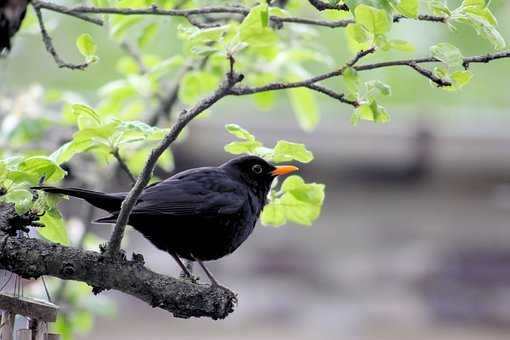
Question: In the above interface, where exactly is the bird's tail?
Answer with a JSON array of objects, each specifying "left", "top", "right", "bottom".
[{"left": 32, "top": 186, "right": 126, "bottom": 213}]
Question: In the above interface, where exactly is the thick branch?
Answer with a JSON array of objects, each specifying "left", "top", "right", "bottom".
[
  {"left": 106, "top": 72, "right": 244, "bottom": 255},
  {"left": 0, "top": 216, "right": 235, "bottom": 319},
  {"left": 33, "top": 5, "right": 91, "bottom": 70}
]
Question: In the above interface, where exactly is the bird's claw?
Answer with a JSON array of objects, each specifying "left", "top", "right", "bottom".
[{"left": 180, "top": 274, "right": 199, "bottom": 284}]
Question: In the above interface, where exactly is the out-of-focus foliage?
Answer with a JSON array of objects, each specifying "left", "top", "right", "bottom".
[{"left": 0, "top": 0, "right": 507, "bottom": 338}]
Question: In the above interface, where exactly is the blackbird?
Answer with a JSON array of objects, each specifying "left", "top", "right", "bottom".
[
  {"left": 0, "top": 0, "right": 30, "bottom": 53},
  {"left": 33, "top": 155, "right": 298, "bottom": 285}
]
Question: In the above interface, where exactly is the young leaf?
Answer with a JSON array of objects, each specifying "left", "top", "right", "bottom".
[
  {"left": 355, "top": 4, "right": 391, "bottom": 35},
  {"left": 38, "top": 208, "right": 70, "bottom": 246},
  {"left": 394, "top": 0, "right": 419, "bottom": 18},
  {"left": 261, "top": 176, "right": 325, "bottom": 227},
  {"left": 18, "top": 156, "right": 66, "bottom": 182},
  {"left": 3, "top": 189, "right": 33, "bottom": 214},
  {"left": 76, "top": 34, "right": 97, "bottom": 61},
  {"left": 287, "top": 87, "right": 320, "bottom": 132},
  {"left": 430, "top": 42, "right": 463, "bottom": 69},
  {"left": 272, "top": 141, "right": 314, "bottom": 163}
]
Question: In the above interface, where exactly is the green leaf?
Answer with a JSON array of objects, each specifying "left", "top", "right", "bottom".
[
  {"left": 49, "top": 140, "right": 94, "bottom": 165},
  {"left": 3, "top": 189, "right": 33, "bottom": 214},
  {"left": 428, "top": 0, "right": 451, "bottom": 16},
  {"left": 224, "top": 124, "right": 263, "bottom": 155},
  {"left": 260, "top": 3, "right": 269, "bottom": 27},
  {"left": 138, "top": 23, "right": 159, "bottom": 48},
  {"left": 76, "top": 34, "right": 97, "bottom": 61},
  {"left": 355, "top": 4, "right": 391, "bottom": 35},
  {"left": 73, "top": 310, "right": 94, "bottom": 333},
  {"left": 178, "top": 71, "right": 220, "bottom": 105},
  {"left": 343, "top": 67, "right": 361, "bottom": 100},
  {"left": 239, "top": 4, "right": 278, "bottom": 48},
  {"left": 366, "top": 80, "right": 392, "bottom": 97},
  {"left": 352, "top": 100, "right": 390, "bottom": 125},
  {"left": 148, "top": 55, "right": 184, "bottom": 80},
  {"left": 430, "top": 42, "right": 464, "bottom": 69},
  {"left": 272, "top": 141, "right": 314, "bottom": 163},
  {"left": 389, "top": 39, "right": 415, "bottom": 52},
  {"left": 287, "top": 87, "right": 319, "bottom": 132},
  {"left": 346, "top": 23, "right": 372, "bottom": 44},
  {"left": 18, "top": 156, "right": 66, "bottom": 182},
  {"left": 443, "top": 70, "right": 473, "bottom": 91},
  {"left": 72, "top": 104, "right": 102, "bottom": 127},
  {"left": 38, "top": 208, "right": 70, "bottom": 245},
  {"left": 225, "top": 124, "right": 257, "bottom": 141},
  {"left": 394, "top": 0, "right": 418, "bottom": 18},
  {"left": 262, "top": 176, "right": 325, "bottom": 227},
  {"left": 260, "top": 202, "right": 286, "bottom": 227},
  {"left": 110, "top": 17, "right": 143, "bottom": 41}
]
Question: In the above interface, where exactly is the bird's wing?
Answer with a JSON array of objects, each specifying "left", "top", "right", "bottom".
[{"left": 131, "top": 168, "right": 247, "bottom": 217}]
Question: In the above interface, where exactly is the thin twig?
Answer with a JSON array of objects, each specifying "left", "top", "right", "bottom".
[
  {"left": 306, "top": 84, "right": 358, "bottom": 107},
  {"left": 228, "top": 47, "right": 376, "bottom": 96},
  {"left": 111, "top": 149, "right": 137, "bottom": 185},
  {"left": 33, "top": 5, "right": 91, "bottom": 70},
  {"left": 120, "top": 42, "right": 148, "bottom": 74},
  {"left": 229, "top": 50, "right": 510, "bottom": 99},
  {"left": 32, "top": 0, "right": 103, "bottom": 26},
  {"left": 32, "top": 0, "right": 446, "bottom": 29},
  {"left": 105, "top": 72, "right": 244, "bottom": 256},
  {"left": 408, "top": 62, "right": 451, "bottom": 87}
]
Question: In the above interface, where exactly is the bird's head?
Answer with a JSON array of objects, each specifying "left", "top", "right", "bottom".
[{"left": 221, "top": 155, "right": 298, "bottom": 197}]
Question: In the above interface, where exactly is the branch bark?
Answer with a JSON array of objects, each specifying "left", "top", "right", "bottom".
[
  {"left": 0, "top": 205, "right": 236, "bottom": 320},
  {"left": 33, "top": 5, "right": 92, "bottom": 70}
]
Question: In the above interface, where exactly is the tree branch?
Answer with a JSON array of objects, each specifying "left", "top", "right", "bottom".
[
  {"left": 306, "top": 84, "right": 358, "bottom": 107},
  {"left": 0, "top": 205, "right": 236, "bottom": 319},
  {"left": 105, "top": 72, "right": 244, "bottom": 256},
  {"left": 229, "top": 50, "right": 510, "bottom": 102},
  {"left": 407, "top": 61, "right": 450, "bottom": 87},
  {"left": 32, "top": 0, "right": 103, "bottom": 26},
  {"left": 33, "top": 5, "right": 91, "bottom": 70},
  {"left": 228, "top": 47, "right": 375, "bottom": 98},
  {"left": 32, "top": 0, "right": 446, "bottom": 29}
]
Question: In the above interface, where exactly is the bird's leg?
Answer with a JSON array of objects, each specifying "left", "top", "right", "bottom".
[
  {"left": 190, "top": 254, "right": 220, "bottom": 287},
  {"left": 179, "top": 260, "right": 194, "bottom": 280},
  {"left": 170, "top": 253, "right": 197, "bottom": 283}
]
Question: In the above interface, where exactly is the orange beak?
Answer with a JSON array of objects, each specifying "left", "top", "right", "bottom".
[{"left": 271, "top": 165, "right": 299, "bottom": 176}]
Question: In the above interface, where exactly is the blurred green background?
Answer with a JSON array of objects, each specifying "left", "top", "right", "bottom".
[{"left": 2, "top": 1, "right": 510, "bottom": 339}]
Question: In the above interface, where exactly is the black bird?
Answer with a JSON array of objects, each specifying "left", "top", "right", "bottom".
[
  {"left": 33, "top": 155, "right": 298, "bottom": 285},
  {"left": 0, "top": 0, "right": 29, "bottom": 54}
]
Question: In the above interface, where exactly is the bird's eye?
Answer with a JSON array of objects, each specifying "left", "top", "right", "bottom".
[{"left": 251, "top": 164, "right": 263, "bottom": 174}]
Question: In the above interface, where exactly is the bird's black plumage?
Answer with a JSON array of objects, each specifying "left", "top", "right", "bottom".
[
  {"left": 34, "top": 155, "right": 298, "bottom": 282},
  {"left": 0, "top": 0, "right": 29, "bottom": 53}
]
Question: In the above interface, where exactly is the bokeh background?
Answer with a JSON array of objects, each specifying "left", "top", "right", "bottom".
[{"left": 2, "top": 0, "right": 510, "bottom": 339}]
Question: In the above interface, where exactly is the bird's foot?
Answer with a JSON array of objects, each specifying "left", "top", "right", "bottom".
[
  {"left": 131, "top": 252, "right": 145, "bottom": 265},
  {"left": 180, "top": 273, "right": 199, "bottom": 284}
]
